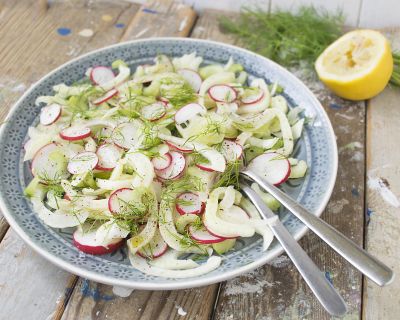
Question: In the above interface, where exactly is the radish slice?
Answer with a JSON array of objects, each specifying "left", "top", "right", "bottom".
[
  {"left": 152, "top": 152, "right": 172, "bottom": 170},
  {"left": 165, "top": 141, "right": 192, "bottom": 153},
  {"left": 247, "top": 152, "right": 291, "bottom": 185},
  {"left": 155, "top": 151, "right": 186, "bottom": 180},
  {"left": 141, "top": 102, "right": 166, "bottom": 121},
  {"left": 241, "top": 89, "right": 265, "bottom": 104},
  {"left": 137, "top": 230, "right": 168, "bottom": 259},
  {"left": 208, "top": 85, "right": 237, "bottom": 103},
  {"left": 31, "top": 143, "right": 69, "bottom": 180},
  {"left": 195, "top": 163, "right": 216, "bottom": 172},
  {"left": 220, "top": 140, "right": 243, "bottom": 162},
  {"left": 176, "top": 192, "right": 205, "bottom": 215},
  {"left": 188, "top": 225, "right": 226, "bottom": 244},
  {"left": 108, "top": 188, "right": 136, "bottom": 214},
  {"left": 67, "top": 151, "right": 98, "bottom": 174},
  {"left": 60, "top": 126, "right": 91, "bottom": 141},
  {"left": 174, "top": 103, "right": 207, "bottom": 125},
  {"left": 177, "top": 68, "right": 202, "bottom": 92},
  {"left": 93, "top": 88, "right": 118, "bottom": 105},
  {"left": 90, "top": 66, "right": 115, "bottom": 85},
  {"left": 111, "top": 122, "right": 142, "bottom": 150},
  {"left": 73, "top": 227, "right": 123, "bottom": 255},
  {"left": 40, "top": 104, "right": 61, "bottom": 125},
  {"left": 96, "top": 143, "right": 123, "bottom": 171},
  {"left": 204, "top": 224, "right": 238, "bottom": 240}
]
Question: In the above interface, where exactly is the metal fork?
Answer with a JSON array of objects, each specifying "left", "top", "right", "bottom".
[
  {"left": 240, "top": 182, "right": 347, "bottom": 316},
  {"left": 240, "top": 169, "right": 394, "bottom": 287}
]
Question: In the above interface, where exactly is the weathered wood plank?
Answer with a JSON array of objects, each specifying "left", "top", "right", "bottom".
[
  {"left": 0, "top": 231, "right": 77, "bottom": 320},
  {"left": 122, "top": 0, "right": 196, "bottom": 41},
  {"left": 0, "top": 1, "right": 140, "bottom": 319},
  {"left": 363, "top": 30, "right": 400, "bottom": 320},
  {"left": 60, "top": 3, "right": 223, "bottom": 320},
  {"left": 192, "top": 9, "right": 365, "bottom": 320}
]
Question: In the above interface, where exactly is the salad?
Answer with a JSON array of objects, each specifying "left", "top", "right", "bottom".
[{"left": 24, "top": 53, "right": 308, "bottom": 278}]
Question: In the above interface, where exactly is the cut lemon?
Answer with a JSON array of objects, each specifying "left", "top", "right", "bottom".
[{"left": 315, "top": 30, "right": 393, "bottom": 100}]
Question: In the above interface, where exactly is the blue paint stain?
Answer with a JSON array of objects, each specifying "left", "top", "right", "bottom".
[
  {"left": 142, "top": 8, "right": 158, "bottom": 14},
  {"left": 351, "top": 187, "right": 360, "bottom": 197},
  {"left": 325, "top": 271, "right": 333, "bottom": 285},
  {"left": 115, "top": 23, "right": 125, "bottom": 29},
  {"left": 81, "top": 279, "right": 114, "bottom": 301},
  {"left": 57, "top": 27, "right": 71, "bottom": 36},
  {"left": 329, "top": 103, "right": 343, "bottom": 110},
  {"left": 367, "top": 208, "right": 373, "bottom": 217}
]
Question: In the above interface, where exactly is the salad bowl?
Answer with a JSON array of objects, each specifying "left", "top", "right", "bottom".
[{"left": 0, "top": 38, "right": 337, "bottom": 289}]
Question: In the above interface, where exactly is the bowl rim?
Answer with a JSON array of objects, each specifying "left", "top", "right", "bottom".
[{"left": 0, "top": 37, "right": 338, "bottom": 290}]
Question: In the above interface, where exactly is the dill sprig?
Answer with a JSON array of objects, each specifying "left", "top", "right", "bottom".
[
  {"left": 161, "top": 175, "right": 204, "bottom": 206},
  {"left": 212, "top": 159, "right": 241, "bottom": 190},
  {"left": 159, "top": 78, "right": 196, "bottom": 108},
  {"left": 219, "top": 6, "right": 344, "bottom": 68},
  {"left": 391, "top": 52, "right": 400, "bottom": 87}
]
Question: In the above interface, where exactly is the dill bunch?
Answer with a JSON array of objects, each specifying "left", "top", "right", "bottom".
[
  {"left": 391, "top": 52, "right": 400, "bottom": 87},
  {"left": 219, "top": 6, "right": 344, "bottom": 68}
]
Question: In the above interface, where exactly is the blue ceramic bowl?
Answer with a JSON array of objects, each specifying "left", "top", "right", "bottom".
[{"left": 0, "top": 38, "right": 337, "bottom": 289}]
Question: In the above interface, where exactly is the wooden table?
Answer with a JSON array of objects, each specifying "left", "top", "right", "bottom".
[{"left": 0, "top": 1, "right": 399, "bottom": 319}]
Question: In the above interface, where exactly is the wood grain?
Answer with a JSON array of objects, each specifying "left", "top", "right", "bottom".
[
  {"left": 363, "top": 30, "right": 400, "bottom": 320},
  {"left": 0, "top": 231, "right": 76, "bottom": 320},
  {"left": 0, "top": 1, "right": 140, "bottom": 319},
  {"left": 59, "top": 3, "right": 221, "bottom": 320},
  {"left": 192, "top": 9, "right": 366, "bottom": 320},
  {"left": 121, "top": 0, "right": 196, "bottom": 41}
]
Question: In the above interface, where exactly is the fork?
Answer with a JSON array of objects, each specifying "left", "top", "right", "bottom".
[
  {"left": 240, "top": 182, "right": 347, "bottom": 316},
  {"left": 240, "top": 169, "right": 394, "bottom": 286}
]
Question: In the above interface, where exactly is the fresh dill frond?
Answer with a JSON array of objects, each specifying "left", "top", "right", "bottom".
[
  {"left": 219, "top": 6, "right": 344, "bottom": 68},
  {"left": 161, "top": 175, "right": 204, "bottom": 206},
  {"left": 159, "top": 78, "right": 196, "bottom": 108},
  {"left": 212, "top": 159, "right": 241, "bottom": 190}
]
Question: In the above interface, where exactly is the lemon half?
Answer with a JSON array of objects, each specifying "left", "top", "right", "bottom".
[{"left": 315, "top": 30, "right": 393, "bottom": 100}]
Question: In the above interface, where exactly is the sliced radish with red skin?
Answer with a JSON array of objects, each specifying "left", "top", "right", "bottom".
[
  {"left": 155, "top": 151, "right": 186, "bottom": 180},
  {"left": 108, "top": 188, "right": 136, "bottom": 214},
  {"left": 90, "top": 66, "right": 115, "bottom": 85},
  {"left": 177, "top": 68, "right": 202, "bottom": 93},
  {"left": 31, "top": 143, "right": 69, "bottom": 179},
  {"left": 175, "top": 192, "right": 205, "bottom": 215},
  {"left": 188, "top": 225, "right": 226, "bottom": 244},
  {"left": 204, "top": 224, "right": 238, "bottom": 240},
  {"left": 159, "top": 97, "right": 169, "bottom": 104},
  {"left": 67, "top": 151, "right": 98, "bottom": 175},
  {"left": 195, "top": 163, "right": 217, "bottom": 172},
  {"left": 152, "top": 152, "right": 172, "bottom": 170},
  {"left": 63, "top": 194, "right": 71, "bottom": 201},
  {"left": 165, "top": 140, "right": 192, "bottom": 153},
  {"left": 40, "top": 104, "right": 61, "bottom": 125},
  {"left": 208, "top": 85, "right": 237, "bottom": 103},
  {"left": 141, "top": 102, "right": 166, "bottom": 121},
  {"left": 220, "top": 140, "right": 243, "bottom": 162},
  {"left": 247, "top": 152, "right": 291, "bottom": 185},
  {"left": 111, "top": 122, "right": 142, "bottom": 150},
  {"left": 96, "top": 143, "right": 123, "bottom": 171},
  {"left": 241, "top": 89, "right": 264, "bottom": 105},
  {"left": 73, "top": 228, "right": 123, "bottom": 255},
  {"left": 174, "top": 103, "right": 207, "bottom": 125},
  {"left": 93, "top": 88, "right": 118, "bottom": 105},
  {"left": 137, "top": 231, "right": 168, "bottom": 259},
  {"left": 60, "top": 127, "right": 91, "bottom": 141}
]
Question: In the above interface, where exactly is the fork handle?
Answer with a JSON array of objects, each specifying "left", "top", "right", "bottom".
[
  {"left": 241, "top": 169, "right": 394, "bottom": 287},
  {"left": 241, "top": 185, "right": 347, "bottom": 316}
]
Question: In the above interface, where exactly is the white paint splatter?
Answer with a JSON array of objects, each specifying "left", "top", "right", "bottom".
[
  {"left": 328, "top": 198, "right": 350, "bottom": 214},
  {"left": 350, "top": 151, "right": 364, "bottom": 162},
  {"left": 224, "top": 271, "right": 276, "bottom": 295},
  {"left": 11, "top": 83, "right": 26, "bottom": 92},
  {"left": 179, "top": 16, "right": 188, "bottom": 32},
  {"left": 78, "top": 28, "right": 94, "bottom": 37},
  {"left": 339, "top": 141, "right": 363, "bottom": 152},
  {"left": 269, "top": 254, "right": 291, "bottom": 268},
  {"left": 177, "top": 306, "right": 187, "bottom": 316},
  {"left": 112, "top": 286, "right": 134, "bottom": 297},
  {"left": 96, "top": 310, "right": 100, "bottom": 316},
  {"left": 368, "top": 177, "right": 400, "bottom": 208},
  {"left": 336, "top": 113, "right": 355, "bottom": 120},
  {"left": 135, "top": 28, "right": 149, "bottom": 38}
]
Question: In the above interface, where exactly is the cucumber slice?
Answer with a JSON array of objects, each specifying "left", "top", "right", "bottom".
[{"left": 212, "top": 239, "right": 236, "bottom": 255}]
